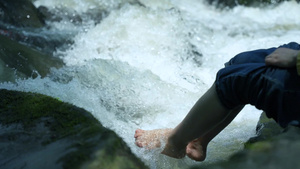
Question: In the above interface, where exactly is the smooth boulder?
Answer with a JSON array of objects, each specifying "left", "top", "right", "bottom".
[{"left": 0, "top": 89, "right": 148, "bottom": 169}]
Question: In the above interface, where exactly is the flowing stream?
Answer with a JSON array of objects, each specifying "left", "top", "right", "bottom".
[{"left": 1, "top": 0, "right": 300, "bottom": 168}]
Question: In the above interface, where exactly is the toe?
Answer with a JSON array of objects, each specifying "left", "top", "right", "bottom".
[
  {"left": 135, "top": 139, "right": 146, "bottom": 148},
  {"left": 186, "top": 140, "right": 206, "bottom": 161},
  {"left": 134, "top": 129, "right": 144, "bottom": 138},
  {"left": 135, "top": 141, "right": 142, "bottom": 147}
]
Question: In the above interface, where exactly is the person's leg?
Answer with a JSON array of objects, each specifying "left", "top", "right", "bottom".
[
  {"left": 182, "top": 42, "right": 300, "bottom": 160},
  {"left": 135, "top": 50, "right": 270, "bottom": 159},
  {"left": 134, "top": 83, "right": 237, "bottom": 157},
  {"left": 159, "top": 83, "right": 239, "bottom": 158},
  {"left": 182, "top": 45, "right": 299, "bottom": 160},
  {"left": 135, "top": 42, "right": 300, "bottom": 160},
  {"left": 186, "top": 105, "right": 244, "bottom": 161},
  {"left": 134, "top": 104, "right": 243, "bottom": 161}
]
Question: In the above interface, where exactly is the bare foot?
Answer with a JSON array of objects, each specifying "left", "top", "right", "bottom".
[
  {"left": 186, "top": 138, "right": 207, "bottom": 161},
  {"left": 134, "top": 128, "right": 172, "bottom": 149},
  {"left": 134, "top": 129, "right": 206, "bottom": 160},
  {"left": 134, "top": 128, "right": 186, "bottom": 159}
]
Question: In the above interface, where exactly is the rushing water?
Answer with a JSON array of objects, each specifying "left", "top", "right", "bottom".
[{"left": 1, "top": 0, "right": 300, "bottom": 168}]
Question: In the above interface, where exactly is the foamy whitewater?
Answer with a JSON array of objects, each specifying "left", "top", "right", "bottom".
[{"left": 1, "top": 0, "right": 300, "bottom": 168}]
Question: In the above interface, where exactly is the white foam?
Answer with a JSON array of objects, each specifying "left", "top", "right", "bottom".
[{"left": 2, "top": 1, "right": 300, "bottom": 168}]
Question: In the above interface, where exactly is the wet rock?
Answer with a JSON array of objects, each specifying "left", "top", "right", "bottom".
[
  {"left": 0, "top": 0, "right": 74, "bottom": 55},
  {"left": 37, "top": 0, "right": 143, "bottom": 26},
  {"left": 190, "top": 112, "right": 300, "bottom": 169},
  {"left": 0, "top": 35, "right": 64, "bottom": 82},
  {"left": 0, "top": 89, "right": 148, "bottom": 169},
  {"left": 245, "top": 112, "right": 283, "bottom": 145},
  {"left": 37, "top": 6, "right": 83, "bottom": 24},
  {"left": 206, "top": 0, "right": 299, "bottom": 8},
  {"left": 0, "top": 0, "right": 45, "bottom": 28},
  {"left": 0, "top": 25, "right": 74, "bottom": 56},
  {"left": 37, "top": 6, "right": 107, "bottom": 26}
]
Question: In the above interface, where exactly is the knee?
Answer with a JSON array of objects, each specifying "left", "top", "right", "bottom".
[
  {"left": 215, "top": 63, "right": 266, "bottom": 109},
  {"left": 279, "top": 42, "right": 300, "bottom": 50},
  {"left": 226, "top": 49, "right": 274, "bottom": 66},
  {"left": 214, "top": 74, "right": 245, "bottom": 110}
]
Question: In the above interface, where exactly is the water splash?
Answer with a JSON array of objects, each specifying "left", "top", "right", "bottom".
[{"left": 1, "top": 1, "right": 300, "bottom": 168}]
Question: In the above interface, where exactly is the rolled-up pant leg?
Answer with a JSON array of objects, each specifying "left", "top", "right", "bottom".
[{"left": 215, "top": 42, "right": 300, "bottom": 127}]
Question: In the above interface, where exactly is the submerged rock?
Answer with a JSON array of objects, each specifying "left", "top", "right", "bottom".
[
  {"left": 206, "top": 0, "right": 300, "bottom": 8},
  {"left": 0, "top": 89, "right": 148, "bottom": 169},
  {"left": 190, "top": 112, "right": 300, "bottom": 169},
  {"left": 0, "top": 35, "right": 64, "bottom": 82},
  {"left": 0, "top": 0, "right": 74, "bottom": 56},
  {"left": 0, "top": 0, "right": 45, "bottom": 28}
]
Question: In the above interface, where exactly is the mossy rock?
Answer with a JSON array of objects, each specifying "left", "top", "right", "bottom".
[
  {"left": 245, "top": 112, "right": 283, "bottom": 147},
  {"left": 190, "top": 126, "right": 300, "bottom": 169},
  {"left": 189, "top": 113, "right": 300, "bottom": 169},
  {"left": 0, "top": 89, "right": 148, "bottom": 169}
]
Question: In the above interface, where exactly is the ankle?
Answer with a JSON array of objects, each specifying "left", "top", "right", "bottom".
[
  {"left": 195, "top": 137, "right": 209, "bottom": 147},
  {"left": 167, "top": 134, "right": 188, "bottom": 150},
  {"left": 162, "top": 138, "right": 187, "bottom": 159}
]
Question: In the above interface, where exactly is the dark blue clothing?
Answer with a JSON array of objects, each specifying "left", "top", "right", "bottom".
[{"left": 215, "top": 42, "right": 300, "bottom": 128}]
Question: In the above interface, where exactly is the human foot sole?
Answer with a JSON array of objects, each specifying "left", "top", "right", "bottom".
[{"left": 134, "top": 128, "right": 172, "bottom": 149}]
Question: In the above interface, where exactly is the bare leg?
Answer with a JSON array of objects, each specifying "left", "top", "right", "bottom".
[
  {"left": 135, "top": 84, "right": 243, "bottom": 160},
  {"left": 161, "top": 83, "right": 234, "bottom": 158},
  {"left": 134, "top": 105, "right": 243, "bottom": 160},
  {"left": 186, "top": 105, "right": 244, "bottom": 161}
]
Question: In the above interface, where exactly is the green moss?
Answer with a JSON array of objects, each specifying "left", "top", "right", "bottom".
[
  {"left": 86, "top": 149, "right": 142, "bottom": 169},
  {"left": 0, "top": 89, "right": 102, "bottom": 141},
  {"left": 246, "top": 141, "right": 273, "bottom": 152},
  {"left": 0, "top": 89, "right": 148, "bottom": 169}
]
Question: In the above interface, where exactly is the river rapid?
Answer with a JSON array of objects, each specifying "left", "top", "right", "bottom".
[{"left": 1, "top": 0, "right": 300, "bottom": 168}]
